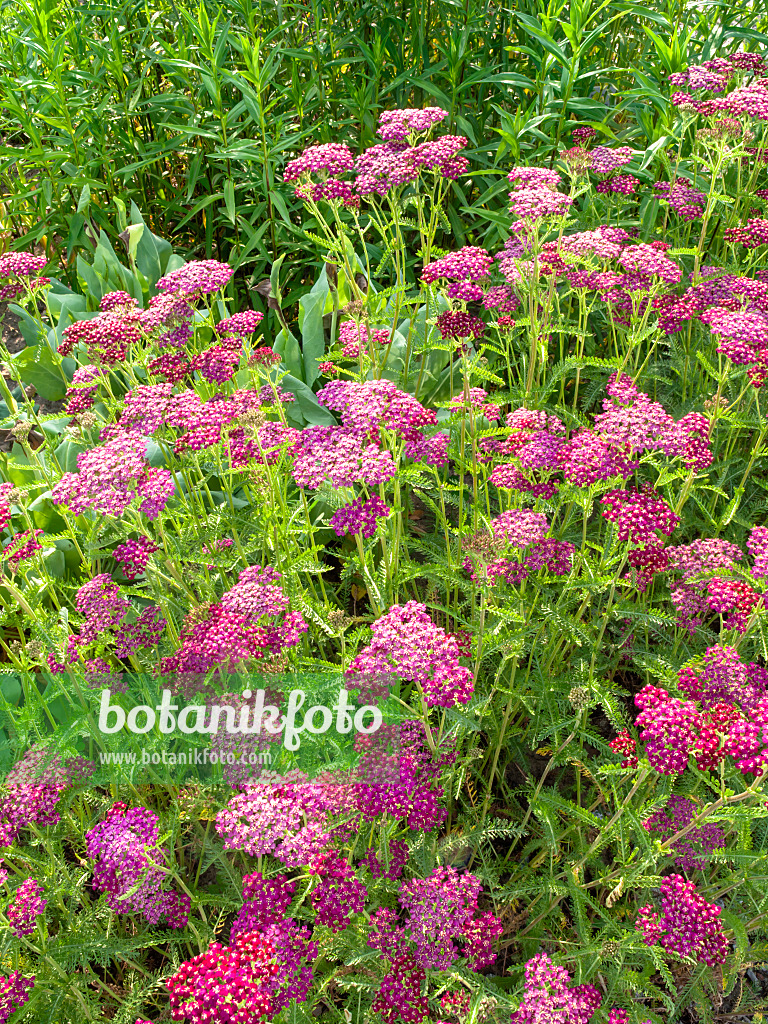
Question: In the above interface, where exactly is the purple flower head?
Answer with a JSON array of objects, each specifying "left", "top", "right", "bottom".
[
  {"left": 354, "top": 141, "right": 420, "bottom": 194},
  {"left": 378, "top": 107, "right": 449, "bottom": 141},
  {"left": 644, "top": 795, "right": 725, "bottom": 870},
  {"left": 215, "top": 310, "right": 264, "bottom": 337},
  {"left": 589, "top": 146, "right": 633, "bottom": 173},
  {"left": 618, "top": 243, "right": 682, "bottom": 284},
  {"left": 398, "top": 865, "right": 502, "bottom": 971},
  {"left": 349, "top": 602, "right": 473, "bottom": 707},
  {"left": 421, "top": 246, "right": 494, "bottom": 284},
  {"left": 156, "top": 260, "right": 233, "bottom": 298},
  {"left": 637, "top": 874, "right": 728, "bottom": 966},
  {"left": 309, "top": 849, "right": 366, "bottom": 932},
  {"left": 331, "top": 495, "right": 390, "bottom": 538},
  {"left": 317, "top": 379, "right": 436, "bottom": 436},
  {"left": 7, "top": 879, "right": 46, "bottom": 937},
  {"left": 510, "top": 953, "right": 602, "bottom": 1024},
  {"left": 113, "top": 536, "right": 158, "bottom": 580},
  {"left": 600, "top": 488, "right": 679, "bottom": 545},
  {"left": 86, "top": 805, "right": 190, "bottom": 928},
  {"left": 290, "top": 426, "right": 397, "bottom": 489},
  {"left": 0, "top": 973, "right": 34, "bottom": 1024},
  {"left": 284, "top": 143, "right": 356, "bottom": 182}
]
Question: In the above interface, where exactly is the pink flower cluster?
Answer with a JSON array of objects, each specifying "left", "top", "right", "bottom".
[
  {"left": 600, "top": 487, "right": 679, "bottom": 546},
  {"left": 285, "top": 116, "right": 468, "bottom": 202},
  {"left": 509, "top": 953, "right": 602, "bottom": 1024},
  {"left": 284, "top": 143, "right": 356, "bottom": 181},
  {"left": 667, "top": 537, "right": 744, "bottom": 632},
  {"left": 215, "top": 310, "right": 264, "bottom": 337},
  {"left": 367, "top": 912, "right": 428, "bottom": 1024},
  {"left": 65, "top": 364, "right": 102, "bottom": 414},
  {"left": 113, "top": 536, "right": 158, "bottom": 579},
  {"left": 2, "top": 528, "right": 43, "bottom": 570},
  {"left": 595, "top": 372, "right": 712, "bottom": 470},
  {"left": 706, "top": 577, "right": 761, "bottom": 632},
  {"left": 654, "top": 177, "right": 706, "bottom": 219},
  {"left": 644, "top": 795, "right": 725, "bottom": 870},
  {"left": 0, "top": 973, "right": 34, "bottom": 1024},
  {"left": 51, "top": 431, "right": 175, "bottom": 520},
  {"left": 337, "top": 319, "right": 389, "bottom": 357},
  {"left": 349, "top": 601, "right": 473, "bottom": 707},
  {"left": 609, "top": 730, "right": 638, "bottom": 768},
  {"left": 378, "top": 107, "right": 448, "bottom": 140},
  {"left": 156, "top": 259, "right": 233, "bottom": 298},
  {"left": 421, "top": 247, "right": 494, "bottom": 284},
  {"left": 86, "top": 804, "right": 190, "bottom": 927},
  {"left": 679, "top": 646, "right": 768, "bottom": 711},
  {"left": 309, "top": 849, "right": 366, "bottom": 931},
  {"left": 725, "top": 217, "right": 768, "bottom": 250},
  {"left": 230, "top": 872, "right": 317, "bottom": 1009},
  {"left": 167, "top": 931, "right": 277, "bottom": 1024},
  {"left": 366, "top": 868, "right": 500, "bottom": 1022},
  {"left": 0, "top": 250, "right": 49, "bottom": 302},
  {"left": 7, "top": 878, "right": 46, "bottom": 937},
  {"left": 291, "top": 426, "right": 397, "bottom": 489},
  {"left": 486, "top": 376, "right": 709, "bottom": 502},
  {"left": 317, "top": 379, "right": 436, "bottom": 435},
  {"left": 351, "top": 719, "right": 455, "bottom": 831},
  {"left": 701, "top": 305, "right": 768, "bottom": 359},
  {"left": 161, "top": 566, "right": 306, "bottom": 676},
  {"left": 215, "top": 776, "right": 356, "bottom": 865},
  {"left": 330, "top": 495, "right": 390, "bottom": 538},
  {"left": 397, "top": 865, "right": 502, "bottom": 970},
  {"left": 506, "top": 165, "right": 575, "bottom": 223},
  {"left": 0, "top": 746, "right": 94, "bottom": 845},
  {"left": 637, "top": 875, "right": 728, "bottom": 966},
  {"left": 463, "top": 509, "right": 574, "bottom": 587},
  {"left": 449, "top": 387, "right": 501, "bottom": 420},
  {"left": 60, "top": 309, "right": 143, "bottom": 364}
]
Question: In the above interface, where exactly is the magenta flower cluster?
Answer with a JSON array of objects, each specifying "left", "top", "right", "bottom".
[
  {"left": 113, "top": 536, "right": 158, "bottom": 579},
  {"left": 230, "top": 872, "right": 317, "bottom": 1009},
  {"left": 349, "top": 601, "right": 473, "bottom": 707},
  {"left": 86, "top": 804, "right": 190, "bottom": 927},
  {"left": 309, "top": 849, "right": 366, "bottom": 931},
  {"left": 160, "top": 566, "right": 306, "bottom": 676},
  {"left": 509, "top": 953, "right": 602, "bottom": 1024},
  {"left": 644, "top": 795, "right": 725, "bottom": 870},
  {"left": 0, "top": 973, "right": 34, "bottom": 1024},
  {"left": 0, "top": 746, "right": 94, "bottom": 845},
  {"left": 397, "top": 865, "right": 502, "bottom": 970},
  {"left": 7, "top": 878, "right": 46, "bottom": 937},
  {"left": 637, "top": 875, "right": 728, "bottom": 966},
  {"left": 284, "top": 114, "right": 469, "bottom": 204},
  {"left": 215, "top": 776, "right": 356, "bottom": 865},
  {"left": 366, "top": 867, "right": 500, "bottom": 1023},
  {"left": 167, "top": 930, "right": 277, "bottom": 1024},
  {"left": 330, "top": 495, "right": 390, "bottom": 538},
  {"left": 51, "top": 431, "right": 175, "bottom": 520}
]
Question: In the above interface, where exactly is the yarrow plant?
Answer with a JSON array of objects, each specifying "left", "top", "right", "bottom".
[{"left": 3, "top": 66, "right": 768, "bottom": 1022}]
